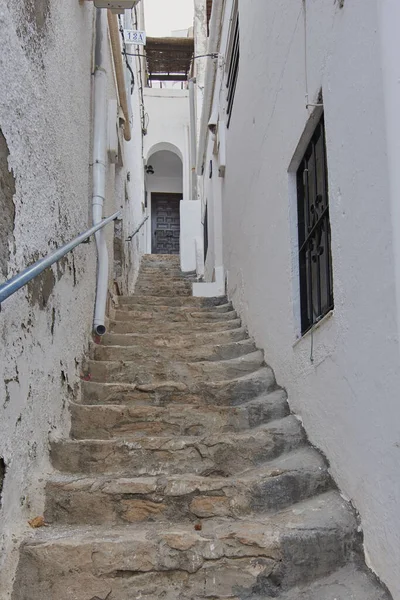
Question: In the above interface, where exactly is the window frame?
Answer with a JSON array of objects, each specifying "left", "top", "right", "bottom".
[
  {"left": 225, "top": 3, "right": 239, "bottom": 127},
  {"left": 296, "top": 115, "right": 334, "bottom": 335}
]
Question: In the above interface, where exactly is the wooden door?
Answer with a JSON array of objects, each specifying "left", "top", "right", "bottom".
[{"left": 151, "top": 193, "right": 181, "bottom": 254}]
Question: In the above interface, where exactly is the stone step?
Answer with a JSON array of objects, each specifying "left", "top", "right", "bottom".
[
  {"left": 119, "top": 295, "right": 228, "bottom": 307},
  {"left": 12, "top": 492, "right": 360, "bottom": 600},
  {"left": 275, "top": 564, "right": 391, "bottom": 600},
  {"left": 134, "top": 283, "right": 193, "bottom": 292},
  {"left": 113, "top": 308, "right": 238, "bottom": 323},
  {"left": 109, "top": 317, "right": 242, "bottom": 334},
  {"left": 116, "top": 301, "right": 233, "bottom": 313},
  {"left": 91, "top": 337, "right": 257, "bottom": 363},
  {"left": 134, "top": 288, "right": 192, "bottom": 297},
  {"left": 70, "top": 389, "right": 289, "bottom": 439},
  {"left": 99, "top": 326, "right": 248, "bottom": 349},
  {"left": 136, "top": 276, "right": 192, "bottom": 285},
  {"left": 141, "top": 254, "right": 180, "bottom": 261},
  {"left": 84, "top": 351, "right": 265, "bottom": 385},
  {"left": 51, "top": 416, "right": 305, "bottom": 476},
  {"left": 45, "top": 448, "right": 332, "bottom": 525},
  {"left": 80, "top": 366, "right": 277, "bottom": 407}
]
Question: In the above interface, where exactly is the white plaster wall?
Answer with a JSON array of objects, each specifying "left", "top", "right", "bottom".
[
  {"left": 147, "top": 176, "right": 183, "bottom": 195},
  {"left": 200, "top": 0, "right": 400, "bottom": 596},
  {"left": 194, "top": 0, "right": 208, "bottom": 141},
  {"left": 0, "top": 3, "right": 143, "bottom": 596},
  {"left": 180, "top": 200, "right": 202, "bottom": 272},
  {"left": 143, "top": 88, "right": 190, "bottom": 160},
  {"left": 121, "top": 5, "right": 147, "bottom": 294}
]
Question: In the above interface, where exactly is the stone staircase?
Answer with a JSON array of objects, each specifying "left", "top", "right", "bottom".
[{"left": 12, "top": 254, "right": 391, "bottom": 599}]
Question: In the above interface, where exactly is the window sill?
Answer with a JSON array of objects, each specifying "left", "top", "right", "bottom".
[{"left": 293, "top": 309, "right": 334, "bottom": 348}]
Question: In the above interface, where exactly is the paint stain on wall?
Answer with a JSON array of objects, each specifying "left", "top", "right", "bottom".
[
  {"left": 22, "top": 0, "right": 50, "bottom": 35},
  {"left": 0, "top": 129, "right": 16, "bottom": 278},
  {"left": 27, "top": 264, "right": 56, "bottom": 309}
]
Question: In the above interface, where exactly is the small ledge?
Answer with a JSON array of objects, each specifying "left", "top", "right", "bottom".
[{"left": 292, "top": 309, "right": 334, "bottom": 348}]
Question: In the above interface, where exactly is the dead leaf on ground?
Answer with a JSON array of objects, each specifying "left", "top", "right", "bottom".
[{"left": 28, "top": 516, "right": 47, "bottom": 528}]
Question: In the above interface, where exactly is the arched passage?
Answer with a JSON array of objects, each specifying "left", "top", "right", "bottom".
[{"left": 146, "top": 148, "right": 183, "bottom": 255}]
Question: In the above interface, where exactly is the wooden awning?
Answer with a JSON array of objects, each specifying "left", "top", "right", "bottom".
[{"left": 146, "top": 37, "right": 194, "bottom": 81}]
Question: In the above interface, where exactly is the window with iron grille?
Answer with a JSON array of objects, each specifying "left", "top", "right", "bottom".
[
  {"left": 297, "top": 116, "right": 334, "bottom": 334},
  {"left": 226, "top": 11, "right": 239, "bottom": 126},
  {"left": 203, "top": 204, "right": 209, "bottom": 262}
]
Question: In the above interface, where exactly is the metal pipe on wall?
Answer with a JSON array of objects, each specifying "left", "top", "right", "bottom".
[
  {"left": 189, "top": 78, "right": 197, "bottom": 199},
  {"left": 108, "top": 10, "right": 132, "bottom": 142},
  {"left": 92, "top": 8, "right": 109, "bottom": 335},
  {"left": 196, "top": 0, "right": 224, "bottom": 175}
]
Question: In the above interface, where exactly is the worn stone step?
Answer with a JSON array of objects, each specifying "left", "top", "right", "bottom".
[
  {"left": 116, "top": 301, "right": 233, "bottom": 313},
  {"left": 134, "top": 284, "right": 193, "bottom": 293},
  {"left": 70, "top": 389, "right": 289, "bottom": 439},
  {"left": 119, "top": 295, "right": 228, "bottom": 307},
  {"left": 13, "top": 492, "right": 360, "bottom": 600},
  {"left": 91, "top": 338, "right": 257, "bottom": 363},
  {"left": 113, "top": 308, "right": 238, "bottom": 323},
  {"left": 99, "top": 326, "right": 248, "bottom": 349},
  {"left": 134, "top": 287, "right": 192, "bottom": 297},
  {"left": 136, "top": 276, "right": 192, "bottom": 285},
  {"left": 45, "top": 448, "right": 332, "bottom": 525},
  {"left": 109, "top": 317, "right": 242, "bottom": 334},
  {"left": 275, "top": 564, "right": 391, "bottom": 600},
  {"left": 80, "top": 366, "right": 276, "bottom": 407},
  {"left": 52, "top": 416, "right": 305, "bottom": 476},
  {"left": 84, "top": 351, "right": 264, "bottom": 385}
]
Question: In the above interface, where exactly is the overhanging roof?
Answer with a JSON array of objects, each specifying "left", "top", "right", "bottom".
[{"left": 146, "top": 37, "right": 194, "bottom": 81}]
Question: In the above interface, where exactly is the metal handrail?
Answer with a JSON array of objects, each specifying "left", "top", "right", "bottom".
[
  {"left": 126, "top": 215, "right": 149, "bottom": 241},
  {"left": 0, "top": 210, "right": 122, "bottom": 306}
]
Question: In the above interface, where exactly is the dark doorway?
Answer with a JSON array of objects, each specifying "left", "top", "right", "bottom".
[{"left": 151, "top": 193, "right": 181, "bottom": 254}]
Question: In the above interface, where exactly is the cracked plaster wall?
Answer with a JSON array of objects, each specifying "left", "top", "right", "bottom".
[
  {"left": 199, "top": 0, "right": 400, "bottom": 597},
  {"left": 0, "top": 2, "right": 145, "bottom": 596}
]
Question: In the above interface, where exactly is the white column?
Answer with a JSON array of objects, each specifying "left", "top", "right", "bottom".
[{"left": 183, "top": 125, "right": 190, "bottom": 201}]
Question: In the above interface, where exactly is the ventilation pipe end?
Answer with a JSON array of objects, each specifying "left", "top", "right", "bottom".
[{"left": 94, "top": 323, "right": 107, "bottom": 336}]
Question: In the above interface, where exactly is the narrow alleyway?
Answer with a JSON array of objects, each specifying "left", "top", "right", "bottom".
[{"left": 11, "top": 256, "right": 389, "bottom": 599}]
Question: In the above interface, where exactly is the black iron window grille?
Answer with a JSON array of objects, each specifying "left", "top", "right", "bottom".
[
  {"left": 203, "top": 204, "right": 209, "bottom": 262},
  {"left": 226, "top": 11, "right": 239, "bottom": 126},
  {"left": 297, "top": 116, "right": 334, "bottom": 334}
]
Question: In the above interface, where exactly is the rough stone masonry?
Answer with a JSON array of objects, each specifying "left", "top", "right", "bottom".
[{"left": 11, "top": 255, "right": 392, "bottom": 599}]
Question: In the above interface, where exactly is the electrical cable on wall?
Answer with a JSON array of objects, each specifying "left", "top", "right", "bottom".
[
  {"left": 118, "top": 15, "right": 135, "bottom": 93},
  {"left": 133, "top": 5, "right": 147, "bottom": 142}
]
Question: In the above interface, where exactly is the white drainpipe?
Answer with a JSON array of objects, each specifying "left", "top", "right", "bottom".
[
  {"left": 92, "top": 8, "right": 109, "bottom": 335},
  {"left": 196, "top": 0, "right": 224, "bottom": 175},
  {"left": 189, "top": 78, "right": 197, "bottom": 199}
]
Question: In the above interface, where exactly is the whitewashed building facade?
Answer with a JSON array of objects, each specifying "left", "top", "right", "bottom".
[{"left": 192, "top": 0, "right": 400, "bottom": 597}]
